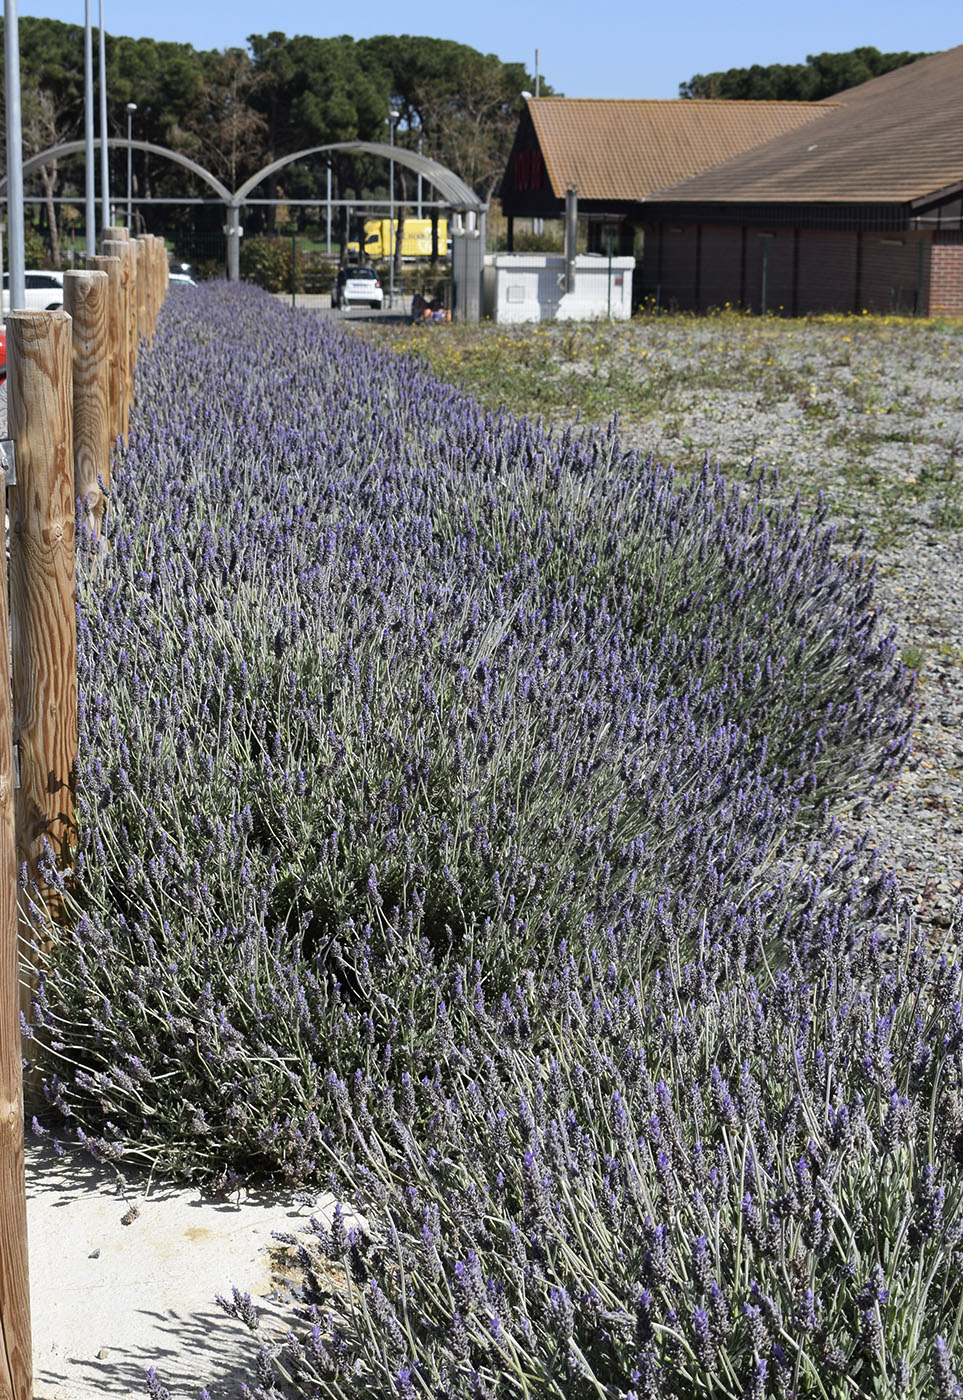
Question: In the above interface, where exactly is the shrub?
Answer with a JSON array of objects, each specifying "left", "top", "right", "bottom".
[
  {"left": 21, "top": 283, "right": 945, "bottom": 1398},
  {"left": 225, "top": 908, "right": 963, "bottom": 1400},
  {"left": 31, "top": 284, "right": 912, "bottom": 1191},
  {"left": 241, "top": 235, "right": 298, "bottom": 293}
]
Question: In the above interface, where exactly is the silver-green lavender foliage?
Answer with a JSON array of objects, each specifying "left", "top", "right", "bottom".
[{"left": 20, "top": 284, "right": 951, "bottom": 1397}]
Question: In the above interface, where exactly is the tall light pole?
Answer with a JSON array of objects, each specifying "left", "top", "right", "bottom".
[
  {"left": 416, "top": 134, "right": 423, "bottom": 219},
  {"left": 84, "top": 0, "right": 96, "bottom": 253},
  {"left": 98, "top": 0, "right": 110, "bottom": 230},
  {"left": 4, "top": 0, "right": 26, "bottom": 309},
  {"left": 388, "top": 107, "right": 399, "bottom": 309},
  {"left": 126, "top": 101, "right": 136, "bottom": 230}
]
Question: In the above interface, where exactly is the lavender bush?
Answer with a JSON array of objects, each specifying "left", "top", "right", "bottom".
[
  {"left": 230, "top": 904, "right": 963, "bottom": 1400},
  {"left": 21, "top": 284, "right": 949, "bottom": 1394}
]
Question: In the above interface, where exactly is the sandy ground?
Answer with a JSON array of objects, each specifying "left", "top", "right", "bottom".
[{"left": 26, "top": 1136, "right": 332, "bottom": 1400}]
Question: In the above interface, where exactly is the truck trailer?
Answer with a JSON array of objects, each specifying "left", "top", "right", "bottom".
[{"left": 348, "top": 218, "right": 449, "bottom": 259}]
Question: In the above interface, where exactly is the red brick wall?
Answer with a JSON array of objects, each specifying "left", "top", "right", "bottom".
[
  {"left": 742, "top": 230, "right": 795, "bottom": 313},
  {"left": 644, "top": 226, "right": 698, "bottom": 308},
  {"left": 858, "top": 236, "right": 921, "bottom": 312},
  {"left": 640, "top": 223, "right": 958, "bottom": 317},
  {"left": 791, "top": 232, "right": 858, "bottom": 314},
  {"left": 929, "top": 234, "right": 963, "bottom": 317},
  {"left": 698, "top": 226, "right": 744, "bottom": 309}
]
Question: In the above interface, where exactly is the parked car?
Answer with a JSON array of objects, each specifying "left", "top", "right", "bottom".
[
  {"left": 332, "top": 264, "right": 383, "bottom": 310},
  {"left": 1, "top": 270, "right": 65, "bottom": 314}
]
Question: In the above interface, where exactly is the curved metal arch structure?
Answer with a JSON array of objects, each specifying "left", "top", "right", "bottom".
[
  {"left": 233, "top": 140, "right": 483, "bottom": 211},
  {"left": 0, "top": 138, "right": 232, "bottom": 204},
  {"left": 3, "top": 136, "right": 487, "bottom": 317}
]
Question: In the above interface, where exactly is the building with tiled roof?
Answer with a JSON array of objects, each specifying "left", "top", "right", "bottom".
[
  {"left": 499, "top": 47, "right": 963, "bottom": 316},
  {"left": 502, "top": 97, "right": 832, "bottom": 210}
]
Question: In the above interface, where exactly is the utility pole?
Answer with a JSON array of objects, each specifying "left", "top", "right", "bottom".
[
  {"left": 98, "top": 0, "right": 110, "bottom": 228},
  {"left": 84, "top": 0, "right": 96, "bottom": 254},
  {"left": 4, "top": 0, "right": 26, "bottom": 309}
]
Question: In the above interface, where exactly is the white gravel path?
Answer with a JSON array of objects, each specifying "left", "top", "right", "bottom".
[{"left": 27, "top": 1136, "right": 334, "bottom": 1400}]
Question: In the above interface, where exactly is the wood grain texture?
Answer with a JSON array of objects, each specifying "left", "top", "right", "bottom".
[
  {"left": 127, "top": 237, "right": 140, "bottom": 373},
  {"left": 84, "top": 254, "right": 122, "bottom": 448},
  {"left": 149, "top": 235, "right": 165, "bottom": 325},
  {"left": 135, "top": 236, "right": 155, "bottom": 344},
  {"left": 64, "top": 272, "right": 110, "bottom": 538},
  {"left": 102, "top": 240, "right": 133, "bottom": 434},
  {"left": 133, "top": 236, "right": 149, "bottom": 351},
  {"left": 6, "top": 312, "right": 78, "bottom": 935},
  {"left": 0, "top": 514, "right": 32, "bottom": 1400},
  {"left": 101, "top": 225, "right": 129, "bottom": 245}
]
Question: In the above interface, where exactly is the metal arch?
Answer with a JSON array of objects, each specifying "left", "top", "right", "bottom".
[
  {"left": 0, "top": 138, "right": 233, "bottom": 205},
  {"left": 233, "top": 141, "right": 484, "bottom": 211}
]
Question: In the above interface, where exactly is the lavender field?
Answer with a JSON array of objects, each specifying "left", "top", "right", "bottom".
[{"left": 32, "top": 285, "right": 963, "bottom": 1398}]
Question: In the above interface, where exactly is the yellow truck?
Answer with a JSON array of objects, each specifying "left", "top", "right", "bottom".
[{"left": 348, "top": 218, "right": 449, "bottom": 259}]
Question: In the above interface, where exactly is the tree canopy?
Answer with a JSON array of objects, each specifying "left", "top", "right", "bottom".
[
  {"left": 0, "top": 20, "right": 542, "bottom": 193},
  {"left": 679, "top": 46, "right": 929, "bottom": 100},
  {"left": 0, "top": 19, "right": 544, "bottom": 262}
]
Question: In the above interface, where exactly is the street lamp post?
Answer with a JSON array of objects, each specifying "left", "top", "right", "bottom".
[
  {"left": 98, "top": 0, "right": 110, "bottom": 229},
  {"left": 126, "top": 101, "right": 137, "bottom": 230},
  {"left": 388, "top": 107, "right": 399, "bottom": 309},
  {"left": 84, "top": 0, "right": 96, "bottom": 253}
]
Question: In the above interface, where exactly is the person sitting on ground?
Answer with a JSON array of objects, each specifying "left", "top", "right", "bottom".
[{"left": 411, "top": 291, "right": 429, "bottom": 322}]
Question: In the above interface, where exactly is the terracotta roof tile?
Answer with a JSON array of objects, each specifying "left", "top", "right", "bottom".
[
  {"left": 526, "top": 98, "right": 832, "bottom": 200},
  {"left": 652, "top": 45, "right": 963, "bottom": 204}
]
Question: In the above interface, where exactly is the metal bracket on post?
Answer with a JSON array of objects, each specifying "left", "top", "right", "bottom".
[{"left": 0, "top": 438, "right": 16, "bottom": 485}]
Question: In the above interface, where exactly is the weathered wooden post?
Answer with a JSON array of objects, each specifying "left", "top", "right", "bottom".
[
  {"left": 151, "top": 235, "right": 166, "bottom": 320},
  {"left": 149, "top": 236, "right": 161, "bottom": 331},
  {"left": 64, "top": 271, "right": 110, "bottom": 539},
  {"left": 103, "top": 239, "right": 133, "bottom": 433},
  {"left": 0, "top": 486, "right": 32, "bottom": 1400},
  {"left": 101, "top": 224, "right": 129, "bottom": 247},
  {"left": 149, "top": 235, "right": 162, "bottom": 334},
  {"left": 6, "top": 311, "right": 78, "bottom": 998},
  {"left": 127, "top": 236, "right": 140, "bottom": 375},
  {"left": 134, "top": 237, "right": 151, "bottom": 344},
  {"left": 84, "top": 253, "right": 122, "bottom": 447}
]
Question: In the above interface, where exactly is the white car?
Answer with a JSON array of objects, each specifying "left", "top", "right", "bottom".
[
  {"left": 331, "top": 264, "right": 383, "bottom": 310},
  {"left": 2, "top": 270, "right": 65, "bottom": 314}
]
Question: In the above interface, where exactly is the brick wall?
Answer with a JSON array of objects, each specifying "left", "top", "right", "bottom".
[
  {"left": 640, "top": 221, "right": 961, "bottom": 317},
  {"left": 857, "top": 235, "right": 927, "bottom": 313},
  {"left": 698, "top": 226, "right": 744, "bottom": 310},
  {"left": 641, "top": 225, "right": 698, "bottom": 308},
  {"left": 742, "top": 229, "right": 795, "bottom": 313},
  {"left": 929, "top": 234, "right": 963, "bottom": 317}
]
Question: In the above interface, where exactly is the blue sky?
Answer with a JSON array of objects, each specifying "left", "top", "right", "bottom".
[{"left": 16, "top": 0, "right": 961, "bottom": 99}]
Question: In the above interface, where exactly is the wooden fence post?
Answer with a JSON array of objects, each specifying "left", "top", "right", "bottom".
[
  {"left": 126, "top": 237, "right": 140, "bottom": 375},
  {"left": 101, "top": 225, "right": 129, "bottom": 247},
  {"left": 6, "top": 312, "right": 77, "bottom": 1004},
  {"left": 0, "top": 486, "right": 32, "bottom": 1400},
  {"left": 133, "top": 237, "right": 149, "bottom": 347},
  {"left": 84, "top": 254, "right": 122, "bottom": 448},
  {"left": 63, "top": 271, "right": 110, "bottom": 541},
  {"left": 102, "top": 240, "right": 133, "bottom": 435},
  {"left": 149, "top": 236, "right": 166, "bottom": 325},
  {"left": 137, "top": 237, "right": 157, "bottom": 344}
]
